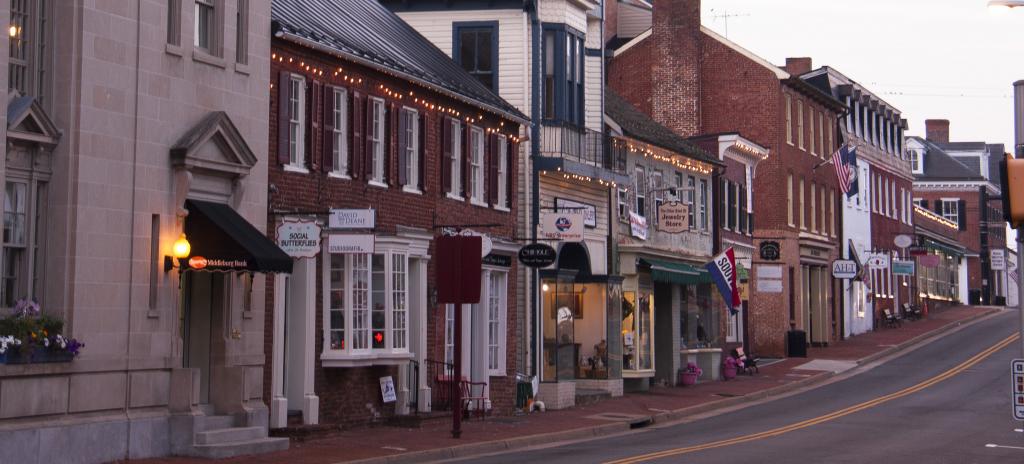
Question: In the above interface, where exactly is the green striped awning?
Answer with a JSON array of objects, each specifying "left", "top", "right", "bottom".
[{"left": 641, "top": 258, "right": 713, "bottom": 285}]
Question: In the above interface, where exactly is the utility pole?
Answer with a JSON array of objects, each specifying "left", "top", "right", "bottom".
[{"left": 1012, "top": 79, "right": 1024, "bottom": 358}]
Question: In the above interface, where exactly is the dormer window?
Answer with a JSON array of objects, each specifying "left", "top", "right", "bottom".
[{"left": 910, "top": 149, "right": 923, "bottom": 174}]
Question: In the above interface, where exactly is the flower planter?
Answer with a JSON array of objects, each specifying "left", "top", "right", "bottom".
[
  {"left": 3, "top": 348, "right": 74, "bottom": 364},
  {"left": 722, "top": 365, "right": 737, "bottom": 380},
  {"left": 679, "top": 371, "right": 699, "bottom": 386}
]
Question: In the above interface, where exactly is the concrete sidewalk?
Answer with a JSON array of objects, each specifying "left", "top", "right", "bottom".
[{"left": 128, "top": 305, "right": 1000, "bottom": 464}]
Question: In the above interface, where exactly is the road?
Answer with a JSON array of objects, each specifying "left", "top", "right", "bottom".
[{"left": 460, "top": 309, "right": 1024, "bottom": 464}]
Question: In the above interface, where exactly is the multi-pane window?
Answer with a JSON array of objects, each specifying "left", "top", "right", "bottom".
[
  {"left": 541, "top": 25, "right": 585, "bottom": 125},
  {"left": 288, "top": 75, "right": 305, "bottom": 168},
  {"left": 332, "top": 88, "right": 348, "bottom": 175},
  {"left": 194, "top": 0, "right": 215, "bottom": 52},
  {"left": 3, "top": 183, "right": 27, "bottom": 307},
  {"left": 635, "top": 166, "right": 646, "bottom": 218},
  {"left": 830, "top": 189, "right": 836, "bottom": 237},
  {"left": 168, "top": 0, "right": 182, "bottom": 46},
  {"left": 448, "top": 119, "right": 462, "bottom": 196},
  {"left": 618, "top": 188, "right": 628, "bottom": 221},
  {"left": 910, "top": 149, "right": 922, "bottom": 173},
  {"left": 326, "top": 252, "right": 409, "bottom": 354},
  {"left": 370, "top": 98, "right": 386, "bottom": 183},
  {"left": 455, "top": 25, "right": 496, "bottom": 90},
  {"left": 497, "top": 135, "right": 508, "bottom": 207},
  {"left": 810, "top": 182, "right": 817, "bottom": 232},
  {"left": 10, "top": 0, "right": 51, "bottom": 103},
  {"left": 401, "top": 108, "right": 419, "bottom": 189},
  {"left": 818, "top": 113, "right": 825, "bottom": 158},
  {"left": 941, "top": 199, "right": 959, "bottom": 223},
  {"left": 487, "top": 272, "right": 507, "bottom": 374},
  {"left": 470, "top": 127, "right": 485, "bottom": 203},
  {"left": 787, "top": 174, "right": 794, "bottom": 227},
  {"left": 809, "top": 108, "right": 816, "bottom": 155},
  {"left": 799, "top": 177, "right": 806, "bottom": 229}
]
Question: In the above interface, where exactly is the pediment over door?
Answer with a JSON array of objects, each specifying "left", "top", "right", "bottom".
[
  {"left": 7, "top": 93, "right": 60, "bottom": 148},
  {"left": 170, "top": 111, "right": 257, "bottom": 178}
]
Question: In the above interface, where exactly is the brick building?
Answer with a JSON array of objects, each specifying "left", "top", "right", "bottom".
[
  {"left": 606, "top": 0, "right": 846, "bottom": 357},
  {"left": 802, "top": 65, "right": 913, "bottom": 334},
  {"left": 907, "top": 120, "right": 1009, "bottom": 306},
  {"left": 265, "top": 0, "right": 526, "bottom": 427},
  {"left": 912, "top": 205, "right": 967, "bottom": 310}
]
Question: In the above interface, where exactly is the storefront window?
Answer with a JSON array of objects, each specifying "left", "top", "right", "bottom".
[
  {"left": 542, "top": 277, "right": 576, "bottom": 381},
  {"left": 325, "top": 251, "right": 408, "bottom": 354},
  {"left": 622, "top": 291, "right": 653, "bottom": 371}
]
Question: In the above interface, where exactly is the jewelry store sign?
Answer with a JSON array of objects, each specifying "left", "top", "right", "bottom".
[{"left": 327, "top": 234, "right": 375, "bottom": 254}]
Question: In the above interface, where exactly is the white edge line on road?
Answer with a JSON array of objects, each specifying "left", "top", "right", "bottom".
[{"left": 985, "top": 443, "right": 1024, "bottom": 450}]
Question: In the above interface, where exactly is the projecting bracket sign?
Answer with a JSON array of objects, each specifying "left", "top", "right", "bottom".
[{"left": 1012, "top": 359, "right": 1024, "bottom": 421}]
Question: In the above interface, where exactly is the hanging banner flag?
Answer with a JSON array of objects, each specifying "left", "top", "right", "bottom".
[{"left": 705, "top": 247, "right": 740, "bottom": 315}]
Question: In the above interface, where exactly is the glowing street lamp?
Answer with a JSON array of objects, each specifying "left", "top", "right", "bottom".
[{"left": 989, "top": 0, "right": 1024, "bottom": 10}]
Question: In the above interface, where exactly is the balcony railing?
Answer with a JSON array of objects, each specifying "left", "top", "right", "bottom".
[{"left": 539, "top": 123, "right": 626, "bottom": 173}]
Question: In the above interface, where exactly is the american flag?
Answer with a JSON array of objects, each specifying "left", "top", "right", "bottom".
[{"left": 832, "top": 145, "right": 858, "bottom": 196}]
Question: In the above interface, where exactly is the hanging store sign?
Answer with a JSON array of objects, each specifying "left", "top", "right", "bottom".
[
  {"left": 629, "top": 211, "right": 649, "bottom": 240},
  {"left": 328, "top": 209, "right": 375, "bottom": 229},
  {"left": 832, "top": 260, "right": 858, "bottom": 279},
  {"left": 327, "top": 234, "right": 375, "bottom": 254},
  {"left": 894, "top": 234, "right": 913, "bottom": 249},
  {"left": 759, "top": 241, "right": 781, "bottom": 261},
  {"left": 918, "top": 254, "right": 941, "bottom": 268},
  {"left": 555, "top": 198, "right": 597, "bottom": 228},
  {"left": 892, "top": 260, "right": 916, "bottom": 276},
  {"left": 991, "top": 249, "right": 1007, "bottom": 271},
  {"left": 483, "top": 253, "right": 512, "bottom": 268},
  {"left": 866, "top": 254, "right": 890, "bottom": 270},
  {"left": 518, "top": 243, "right": 557, "bottom": 268},
  {"left": 276, "top": 219, "right": 321, "bottom": 258},
  {"left": 657, "top": 202, "right": 689, "bottom": 234},
  {"left": 541, "top": 211, "right": 584, "bottom": 242}
]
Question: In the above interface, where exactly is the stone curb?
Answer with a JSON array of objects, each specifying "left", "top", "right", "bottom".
[{"left": 341, "top": 307, "right": 1000, "bottom": 464}]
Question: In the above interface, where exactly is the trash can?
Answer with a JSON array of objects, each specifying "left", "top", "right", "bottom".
[{"left": 787, "top": 330, "right": 807, "bottom": 358}]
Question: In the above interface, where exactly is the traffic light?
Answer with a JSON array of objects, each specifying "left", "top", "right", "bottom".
[{"left": 1002, "top": 153, "right": 1024, "bottom": 228}]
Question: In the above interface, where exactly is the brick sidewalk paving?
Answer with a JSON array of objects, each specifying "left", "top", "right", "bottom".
[{"left": 126, "top": 305, "right": 998, "bottom": 464}]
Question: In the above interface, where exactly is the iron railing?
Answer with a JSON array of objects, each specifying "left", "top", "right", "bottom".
[
  {"left": 540, "top": 123, "right": 626, "bottom": 173},
  {"left": 424, "top": 358, "right": 456, "bottom": 411}
]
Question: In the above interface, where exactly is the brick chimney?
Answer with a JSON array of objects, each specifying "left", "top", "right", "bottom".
[
  {"left": 783, "top": 57, "right": 812, "bottom": 76},
  {"left": 651, "top": 0, "right": 702, "bottom": 137},
  {"left": 925, "top": 119, "right": 950, "bottom": 144}
]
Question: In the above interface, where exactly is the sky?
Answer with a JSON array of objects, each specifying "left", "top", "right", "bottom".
[{"left": 699, "top": 0, "right": 1024, "bottom": 150}]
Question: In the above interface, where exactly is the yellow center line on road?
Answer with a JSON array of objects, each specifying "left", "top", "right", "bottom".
[{"left": 605, "top": 333, "right": 1021, "bottom": 464}]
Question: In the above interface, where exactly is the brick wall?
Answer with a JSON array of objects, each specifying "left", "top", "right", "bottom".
[{"left": 264, "top": 41, "right": 522, "bottom": 425}]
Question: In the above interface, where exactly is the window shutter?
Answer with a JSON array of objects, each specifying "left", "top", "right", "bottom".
[
  {"left": 418, "top": 112, "right": 426, "bottom": 191},
  {"left": 309, "top": 80, "right": 321, "bottom": 171},
  {"left": 958, "top": 199, "right": 967, "bottom": 230},
  {"left": 387, "top": 102, "right": 397, "bottom": 185},
  {"left": 488, "top": 133, "right": 498, "bottom": 205},
  {"left": 507, "top": 140, "right": 516, "bottom": 208},
  {"left": 350, "top": 91, "right": 363, "bottom": 179},
  {"left": 441, "top": 117, "right": 452, "bottom": 194},
  {"left": 277, "top": 71, "right": 291, "bottom": 165},
  {"left": 398, "top": 109, "right": 408, "bottom": 187},
  {"left": 462, "top": 125, "right": 471, "bottom": 198},
  {"left": 365, "top": 97, "right": 374, "bottom": 179},
  {"left": 323, "top": 86, "right": 335, "bottom": 172}
]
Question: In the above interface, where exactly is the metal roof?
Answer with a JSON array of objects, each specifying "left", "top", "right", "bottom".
[
  {"left": 271, "top": 0, "right": 528, "bottom": 124},
  {"left": 605, "top": 90, "right": 720, "bottom": 165},
  {"left": 909, "top": 136, "right": 985, "bottom": 181}
]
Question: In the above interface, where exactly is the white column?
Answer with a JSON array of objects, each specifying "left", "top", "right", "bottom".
[
  {"left": 270, "top": 273, "right": 288, "bottom": 429},
  {"left": 299, "top": 258, "right": 319, "bottom": 425}
]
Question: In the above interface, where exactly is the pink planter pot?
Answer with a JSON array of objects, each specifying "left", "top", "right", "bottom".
[
  {"left": 723, "top": 366, "right": 737, "bottom": 380},
  {"left": 679, "top": 371, "right": 699, "bottom": 386}
]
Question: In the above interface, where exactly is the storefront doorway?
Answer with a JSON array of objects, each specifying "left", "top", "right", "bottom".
[
  {"left": 800, "top": 265, "right": 830, "bottom": 345},
  {"left": 181, "top": 272, "right": 224, "bottom": 405}
]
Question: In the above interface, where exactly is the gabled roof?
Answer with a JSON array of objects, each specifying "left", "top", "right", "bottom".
[
  {"left": 272, "top": 0, "right": 527, "bottom": 124},
  {"left": 7, "top": 92, "right": 60, "bottom": 147},
  {"left": 605, "top": 90, "right": 720, "bottom": 165},
  {"left": 908, "top": 136, "right": 985, "bottom": 182},
  {"left": 170, "top": 111, "right": 257, "bottom": 177}
]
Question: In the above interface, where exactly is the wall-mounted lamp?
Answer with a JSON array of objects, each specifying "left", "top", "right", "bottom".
[
  {"left": 8, "top": 25, "right": 18, "bottom": 37},
  {"left": 542, "top": 283, "right": 550, "bottom": 292},
  {"left": 164, "top": 233, "right": 192, "bottom": 272}
]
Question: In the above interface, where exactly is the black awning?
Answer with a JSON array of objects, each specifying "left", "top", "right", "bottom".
[{"left": 183, "top": 199, "right": 293, "bottom": 273}]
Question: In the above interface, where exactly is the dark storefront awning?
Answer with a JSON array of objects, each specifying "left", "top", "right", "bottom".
[
  {"left": 183, "top": 199, "right": 293, "bottom": 273},
  {"left": 641, "top": 258, "right": 712, "bottom": 285},
  {"left": 922, "top": 237, "right": 965, "bottom": 257}
]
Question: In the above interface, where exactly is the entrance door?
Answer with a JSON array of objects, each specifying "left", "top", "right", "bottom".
[{"left": 182, "top": 272, "right": 224, "bottom": 405}]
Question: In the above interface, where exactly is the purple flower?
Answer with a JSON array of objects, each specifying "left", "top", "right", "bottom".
[
  {"left": 13, "top": 298, "right": 40, "bottom": 318},
  {"left": 66, "top": 338, "right": 84, "bottom": 356}
]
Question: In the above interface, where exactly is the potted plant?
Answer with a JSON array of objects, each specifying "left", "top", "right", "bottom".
[
  {"left": 679, "top": 361, "right": 702, "bottom": 386},
  {"left": 0, "top": 299, "right": 83, "bottom": 364},
  {"left": 723, "top": 356, "right": 739, "bottom": 380}
]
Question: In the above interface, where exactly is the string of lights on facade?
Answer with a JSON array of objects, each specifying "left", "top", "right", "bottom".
[
  {"left": 271, "top": 52, "right": 521, "bottom": 142},
  {"left": 913, "top": 205, "right": 958, "bottom": 230},
  {"left": 610, "top": 137, "right": 715, "bottom": 175},
  {"left": 539, "top": 168, "right": 621, "bottom": 190}
]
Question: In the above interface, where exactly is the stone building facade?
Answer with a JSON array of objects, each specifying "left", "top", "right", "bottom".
[{"left": 0, "top": 1, "right": 290, "bottom": 462}]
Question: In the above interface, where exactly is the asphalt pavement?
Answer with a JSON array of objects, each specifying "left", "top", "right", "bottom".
[{"left": 459, "top": 309, "right": 1024, "bottom": 464}]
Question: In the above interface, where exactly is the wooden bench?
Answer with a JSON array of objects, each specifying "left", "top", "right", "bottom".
[
  {"left": 883, "top": 309, "right": 902, "bottom": 328},
  {"left": 732, "top": 347, "right": 759, "bottom": 375}
]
